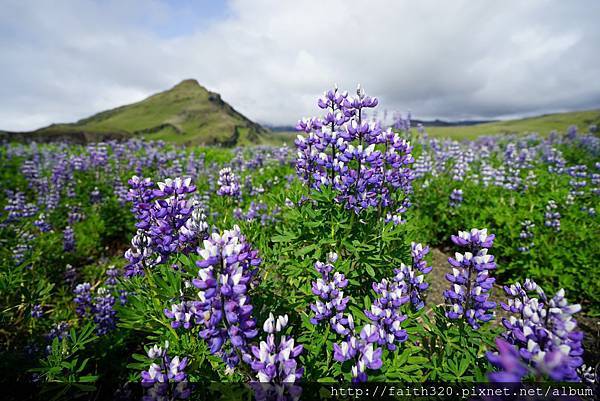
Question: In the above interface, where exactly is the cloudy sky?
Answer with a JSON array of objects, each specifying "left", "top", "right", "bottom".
[{"left": 1, "top": 0, "right": 599, "bottom": 131}]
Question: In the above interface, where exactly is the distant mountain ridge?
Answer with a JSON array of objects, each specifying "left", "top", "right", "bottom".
[
  {"left": 410, "top": 118, "right": 497, "bottom": 127},
  {"left": 265, "top": 109, "right": 600, "bottom": 145},
  {"left": 265, "top": 118, "right": 498, "bottom": 132},
  {"left": 1, "top": 79, "right": 268, "bottom": 146}
]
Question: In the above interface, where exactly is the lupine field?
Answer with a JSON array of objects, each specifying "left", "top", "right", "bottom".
[{"left": 1, "top": 86, "right": 599, "bottom": 397}]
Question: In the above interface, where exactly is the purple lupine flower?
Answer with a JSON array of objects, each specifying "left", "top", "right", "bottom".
[
  {"left": 12, "top": 232, "right": 35, "bottom": 265},
  {"left": 295, "top": 85, "right": 414, "bottom": 218},
  {"left": 141, "top": 342, "right": 189, "bottom": 386},
  {"left": 47, "top": 321, "right": 70, "bottom": 342},
  {"left": 63, "top": 226, "right": 75, "bottom": 252},
  {"left": 126, "top": 176, "right": 199, "bottom": 265},
  {"left": 119, "top": 290, "right": 128, "bottom": 306},
  {"left": 413, "top": 152, "right": 433, "bottom": 180},
  {"left": 127, "top": 175, "right": 156, "bottom": 230},
  {"left": 216, "top": 168, "right": 241, "bottom": 198},
  {"left": 124, "top": 229, "right": 155, "bottom": 277},
  {"left": 393, "top": 242, "right": 432, "bottom": 311},
  {"left": 309, "top": 253, "right": 350, "bottom": 334},
  {"left": 449, "top": 188, "right": 463, "bottom": 207},
  {"left": 90, "top": 187, "right": 101, "bottom": 204},
  {"left": 149, "top": 177, "right": 196, "bottom": 263},
  {"left": 500, "top": 280, "right": 584, "bottom": 381},
  {"left": 179, "top": 203, "right": 209, "bottom": 244},
  {"left": 566, "top": 125, "right": 578, "bottom": 141},
  {"left": 544, "top": 200, "right": 560, "bottom": 231},
  {"left": 486, "top": 338, "right": 529, "bottom": 382},
  {"left": 393, "top": 111, "right": 411, "bottom": 132},
  {"left": 364, "top": 278, "right": 409, "bottom": 350},
  {"left": 105, "top": 265, "right": 119, "bottom": 287},
  {"left": 332, "top": 324, "right": 384, "bottom": 383},
  {"left": 30, "top": 304, "right": 44, "bottom": 319},
  {"left": 444, "top": 229, "right": 496, "bottom": 329},
  {"left": 250, "top": 313, "right": 304, "bottom": 383},
  {"left": 113, "top": 178, "right": 129, "bottom": 206},
  {"left": 294, "top": 131, "right": 323, "bottom": 189},
  {"left": 235, "top": 201, "right": 281, "bottom": 226},
  {"left": 87, "top": 142, "right": 109, "bottom": 167},
  {"left": 73, "top": 282, "right": 92, "bottom": 317},
  {"left": 164, "top": 301, "right": 201, "bottom": 330},
  {"left": 308, "top": 253, "right": 386, "bottom": 382},
  {"left": 517, "top": 220, "right": 535, "bottom": 253},
  {"left": 92, "top": 287, "right": 117, "bottom": 335},
  {"left": 21, "top": 160, "right": 40, "bottom": 188},
  {"left": 4, "top": 191, "right": 27, "bottom": 223},
  {"left": 192, "top": 225, "right": 261, "bottom": 368},
  {"left": 34, "top": 213, "right": 52, "bottom": 232},
  {"left": 67, "top": 206, "right": 85, "bottom": 225},
  {"left": 64, "top": 264, "right": 77, "bottom": 287}
]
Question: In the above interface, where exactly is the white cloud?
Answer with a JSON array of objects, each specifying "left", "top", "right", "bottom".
[{"left": 1, "top": 0, "right": 599, "bottom": 131}]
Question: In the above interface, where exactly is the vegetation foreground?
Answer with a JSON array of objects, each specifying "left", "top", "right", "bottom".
[{"left": 0, "top": 86, "right": 598, "bottom": 398}]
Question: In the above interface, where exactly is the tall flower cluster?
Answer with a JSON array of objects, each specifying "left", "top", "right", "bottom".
[
  {"left": 250, "top": 313, "right": 303, "bottom": 382},
  {"left": 125, "top": 176, "right": 200, "bottom": 274},
  {"left": 127, "top": 175, "right": 155, "bottom": 227},
  {"left": 30, "top": 304, "right": 44, "bottom": 319},
  {"left": 124, "top": 230, "right": 155, "bottom": 276},
  {"left": 364, "top": 278, "right": 409, "bottom": 351},
  {"left": 12, "top": 231, "right": 35, "bottom": 266},
  {"left": 63, "top": 226, "right": 75, "bottom": 252},
  {"left": 517, "top": 220, "right": 535, "bottom": 253},
  {"left": 295, "top": 85, "right": 415, "bottom": 218},
  {"left": 309, "top": 254, "right": 385, "bottom": 382},
  {"left": 216, "top": 167, "right": 241, "bottom": 198},
  {"left": 191, "top": 226, "right": 261, "bottom": 368},
  {"left": 148, "top": 177, "right": 196, "bottom": 262},
  {"left": 309, "top": 253, "right": 350, "bottom": 332},
  {"left": 449, "top": 188, "right": 463, "bottom": 207},
  {"left": 332, "top": 323, "right": 384, "bottom": 383},
  {"left": 47, "top": 321, "right": 70, "bottom": 343},
  {"left": 393, "top": 242, "right": 432, "bottom": 311},
  {"left": 544, "top": 200, "right": 560, "bottom": 231},
  {"left": 34, "top": 213, "right": 51, "bottom": 232},
  {"left": 92, "top": 287, "right": 117, "bottom": 335},
  {"left": 73, "top": 282, "right": 117, "bottom": 335},
  {"left": 443, "top": 229, "right": 497, "bottom": 329},
  {"left": 141, "top": 342, "right": 189, "bottom": 386},
  {"left": 164, "top": 300, "right": 201, "bottom": 330},
  {"left": 497, "top": 280, "right": 584, "bottom": 381},
  {"left": 105, "top": 265, "right": 120, "bottom": 286},
  {"left": 73, "top": 283, "right": 92, "bottom": 317},
  {"left": 64, "top": 264, "right": 77, "bottom": 287},
  {"left": 179, "top": 203, "right": 209, "bottom": 244},
  {"left": 3, "top": 191, "right": 33, "bottom": 223}
]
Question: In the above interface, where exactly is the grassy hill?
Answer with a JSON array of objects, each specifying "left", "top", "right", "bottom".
[
  {"left": 425, "top": 109, "right": 600, "bottom": 139},
  {"left": 1, "top": 79, "right": 268, "bottom": 146}
]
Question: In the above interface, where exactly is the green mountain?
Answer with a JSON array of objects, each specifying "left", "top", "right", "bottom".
[{"left": 2, "top": 79, "right": 268, "bottom": 146}]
